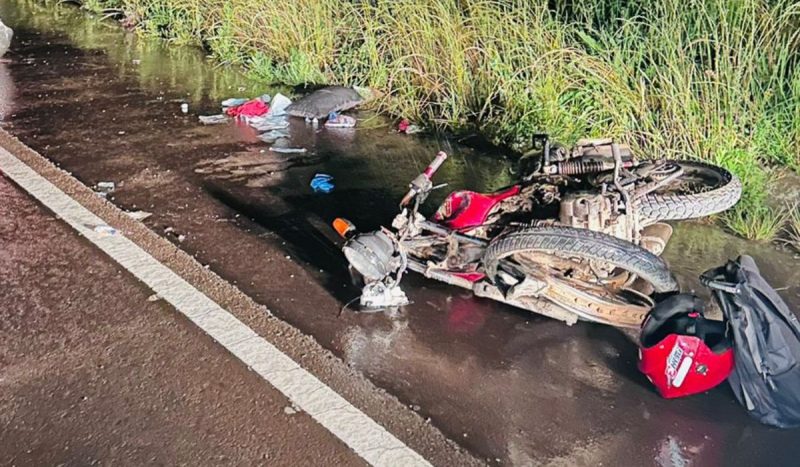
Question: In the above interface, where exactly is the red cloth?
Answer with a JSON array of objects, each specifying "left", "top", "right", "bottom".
[
  {"left": 398, "top": 119, "right": 410, "bottom": 133},
  {"left": 225, "top": 99, "right": 269, "bottom": 117}
]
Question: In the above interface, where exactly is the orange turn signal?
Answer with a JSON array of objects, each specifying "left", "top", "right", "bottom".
[{"left": 332, "top": 217, "right": 356, "bottom": 239}]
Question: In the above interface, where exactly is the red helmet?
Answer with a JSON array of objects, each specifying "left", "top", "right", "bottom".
[{"left": 639, "top": 294, "right": 734, "bottom": 399}]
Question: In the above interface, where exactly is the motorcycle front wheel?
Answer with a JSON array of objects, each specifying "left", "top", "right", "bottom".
[{"left": 482, "top": 226, "right": 679, "bottom": 327}]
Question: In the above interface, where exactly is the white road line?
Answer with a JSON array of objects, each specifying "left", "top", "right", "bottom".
[{"left": 0, "top": 147, "right": 432, "bottom": 467}]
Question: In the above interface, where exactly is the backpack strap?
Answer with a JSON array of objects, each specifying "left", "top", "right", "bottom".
[{"left": 700, "top": 264, "right": 741, "bottom": 294}]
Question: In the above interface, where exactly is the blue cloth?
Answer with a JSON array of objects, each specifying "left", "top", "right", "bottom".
[{"left": 310, "top": 173, "right": 335, "bottom": 193}]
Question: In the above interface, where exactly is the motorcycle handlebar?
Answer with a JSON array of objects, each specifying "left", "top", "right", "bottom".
[
  {"left": 423, "top": 151, "right": 448, "bottom": 178},
  {"left": 400, "top": 151, "right": 448, "bottom": 207}
]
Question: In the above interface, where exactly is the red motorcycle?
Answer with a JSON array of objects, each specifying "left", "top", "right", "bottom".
[{"left": 333, "top": 137, "right": 741, "bottom": 327}]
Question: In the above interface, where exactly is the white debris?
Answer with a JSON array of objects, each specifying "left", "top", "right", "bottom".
[
  {"left": 266, "top": 93, "right": 292, "bottom": 117},
  {"left": 125, "top": 210, "right": 152, "bottom": 221},
  {"left": 0, "top": 18, "right": 12, "bottom": 58},
  {"left": 199, "top": 114, "right": 228, "bottom": 125},
  {"left": 92, "top": 225, "right": 118, "bottom": 237},
  {"left": 96, "top": 181, "right": 115, "bottom": 194},
  {"left": 269, "top": 146, "right": 307, "bottom": 154}
]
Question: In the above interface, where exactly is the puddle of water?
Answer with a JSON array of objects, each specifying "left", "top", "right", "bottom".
[
  {"left": 0, "top": 0, "right": 265, "bottom": 102},
  {"left": 3, "top": 1, "right": 800, "bottom": 464}
]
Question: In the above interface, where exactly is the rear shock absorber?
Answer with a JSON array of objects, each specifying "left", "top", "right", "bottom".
[
  {"left": 554, "top": 160, "right": 608, "bottom": 175},
  {"left": 548, "top": 159, "right": 635, "bottom": 175}
]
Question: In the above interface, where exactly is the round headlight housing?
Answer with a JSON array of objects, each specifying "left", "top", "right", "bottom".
[{"left": 343, "top": 231, "right": 397, "bottom": 282}]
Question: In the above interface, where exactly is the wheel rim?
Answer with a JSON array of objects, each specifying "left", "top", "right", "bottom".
[{"left": 496, "top": 251, "right": 655, "bottom": 327}]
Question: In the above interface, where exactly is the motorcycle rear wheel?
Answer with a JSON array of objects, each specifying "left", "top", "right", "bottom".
[{"left": 638, "top": 160, "right": 741, "bottom": 222}]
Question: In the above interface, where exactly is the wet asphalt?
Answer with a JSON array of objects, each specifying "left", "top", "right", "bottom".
[
  {"left": 0, "top": 175, "right": 367, "bottom": 466},
  {"left": 2, "top": 1, "right": 800, "bottom": 465}
]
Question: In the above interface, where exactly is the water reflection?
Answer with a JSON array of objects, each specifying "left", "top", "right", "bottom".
[{"left": 0, "top": 0, "right": 265, "bottom": 102}]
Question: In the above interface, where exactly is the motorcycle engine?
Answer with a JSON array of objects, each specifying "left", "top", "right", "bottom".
[{"left": 558, "top": 192, "right": 637, "bottom": 244}]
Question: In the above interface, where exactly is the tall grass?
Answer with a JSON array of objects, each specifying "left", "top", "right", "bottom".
[
  {"left": 724, "top": 204, "right": 789, "bottom": 241},
  {"left": 77, "top": 0, "right": 800, "bottom": 230},
  {"left": 786, "top": 208, "right": 800, "bottom": 251}
]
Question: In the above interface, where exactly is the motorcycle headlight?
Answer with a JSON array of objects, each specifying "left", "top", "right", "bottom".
[{"left": 343, "top": 231, "right": 397, "bottom": 282}]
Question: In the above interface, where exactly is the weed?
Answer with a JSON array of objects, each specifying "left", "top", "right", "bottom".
[
  {"left": 784, "top": 208, "right": 800, "bottom": 252},
  {"left": 72, "top": 0, "right": 800, "bottom": 231},
  {"left": 724, "top": 204, "right": 789, "bottom": 241}
]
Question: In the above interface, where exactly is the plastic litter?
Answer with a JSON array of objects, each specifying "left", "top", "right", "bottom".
[
  {"left": 125, "top": 210, "right": 153, "bottom": 221},
  {"left": 325, "top": 112, "right": 356, "bottom": 128},
  {"left": 0, "top": 19, "right": 12, "bottom": 58},
  {"left": 92, "top": 225, "right": 118, "bottom": 236},
  {"left": 310, "top": 173, "right": 335, "bottom": 193},
  {"left": 258, "top": 130, "right": 290, "bottom": 143},
  {"left": 180, "top": 103, "right": 189, "bottom": 114},
  {"left": 199, "top": 114, "right": 228, "bottom": 125},
  {"left": 249, "top": 116, "right": 289, "bottom": 132},
  {"left": 398, "top": 119, "right": 423, "bottom": 134},
  {"left": 266, "top": 93, "right": 292, "bottom": 117},
  {"left": 221, "top": 97, "right": 248, "bottom": 108},
  {"left": 96, "top": 181, "right": 115, "bottom": 194},
  {"left": 270, "top": 146, "right": 307, "bottom": 154}
]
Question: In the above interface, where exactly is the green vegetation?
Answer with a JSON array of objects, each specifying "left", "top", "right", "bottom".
[
  {"left": 786, "top": 208, "right": 800, "bottom": 252},
  {"left": 724, "top": 204, "right": 789, "bottom": 242},
  {"left": 71, "top": 0, "right": 800, "bottom": 236}
]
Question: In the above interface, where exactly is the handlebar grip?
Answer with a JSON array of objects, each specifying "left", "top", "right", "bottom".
[
  {"left": 400, "top": 151, "right": 448, "bottom": 207},
  {"left": 423, "top": 151, "right": 448, "bottom": 178}
]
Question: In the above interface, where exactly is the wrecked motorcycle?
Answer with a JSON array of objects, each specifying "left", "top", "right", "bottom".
[{"left": 333, "top": 137, "right": 741, "bottom": 327}]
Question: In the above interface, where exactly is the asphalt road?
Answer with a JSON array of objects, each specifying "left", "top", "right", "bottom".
[{"left": 0, "top": 174, "right": 370, "bottom": 466}]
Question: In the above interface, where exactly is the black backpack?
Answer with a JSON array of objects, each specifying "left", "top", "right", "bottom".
[{"left": 701, "top": 255, "right": 800, "bottom": 428}]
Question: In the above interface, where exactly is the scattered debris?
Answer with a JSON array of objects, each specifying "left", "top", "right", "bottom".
[
  {"left": 324, "top": 112, "right": 356, "bottom": 128},
  {"left": 147, "top": 293, "right": 160, "bottom": 302},
  {"left": 285, "top": 86, "right": 363, "bottom": 119},
  {"left": 92, "top": 225, "right": 118, "bottom": 236},
  {"left": 270, "top": 146, "right": 307, "bottom": 154},
  {"left": 199, "top": 114, "right": 228, "bottom": 125},
  {"left": 225, "top": 98, "right": 269, "bottom": 118},
  {"left": 258, "top": 131, "right": 289, "bottom": 144},
  {"left": 0, "top": 18, "right": 12, "bottom": 58},
  {"left": 132, "top": 59, "right": 140, "bottom": 65},
  {"left": 249, "top": 116, "right": 289, "bottom": 132},
  {"left": 283, "top": 405, "right": 299, "bottom": 415},
  {"left": 125, "top": 210, "right": 153, "bottom": 221},
  {"left": 95, "top": 181, "right": 115, "bottom": 195},
  {"left": 266, "top": 93, "right": 292, "bottom": 117},
  {"left": 221, "top": 97, "right": 248, "bottom": 108},
  {"left": 398, "top": 119, "right": 423, "bottom": 134},
  {"left": 180, "top": 103, "right": 189, "bottom": 114},
  {"left": 310, "top": 173, "right": 334, "bottom": 193}
]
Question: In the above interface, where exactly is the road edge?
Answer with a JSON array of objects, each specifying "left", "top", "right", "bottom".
[{"left": 0, "top": 129, "right": 483, "bottom": 467}]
